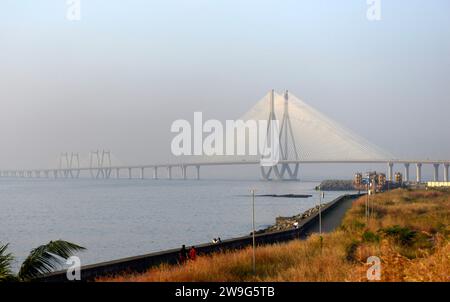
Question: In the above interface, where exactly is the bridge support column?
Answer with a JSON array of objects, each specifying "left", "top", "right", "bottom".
[
  {"left": 128, "top": 168, "right": 132, "bottom": 179},
  {"left": 196, "top": 165, "right": 200, "bottom": 180},
  {"left": 404, "top": 163, "right": 410, "bottom": 182},
  {"left": 167, "top": 167, "right": 172, "bottom": 180},
  {"left": 71, "top": 169, "right": 81, "bottom": 179},
  {"left": 153, "top": 167, "right": 158, "bottom": 180},
  {"left": 182, "top": 166, "right": 187, "bottom": 180},
  {"left": 416, "top": 163, "right": 422, "bottom": 183},
  {"left": 388, "top": 162, "right": 394, "bottom": 182},
  {"left": 141, "top": 167, "right": 145, "bottom": 179},
  {"left": 433, "top": 164, "right": 440, "bottom": 181},
  {"left": 116, "top": 168, "right": 120, "bottom": 179},
  {"left": 444, "top": 164, "right": 449, "bottom": 182}
]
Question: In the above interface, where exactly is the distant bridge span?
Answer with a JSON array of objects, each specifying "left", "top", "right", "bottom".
[
  {"left": 1, "top": 159, "right": 449, "bottom": 183},
  {"left": 1, "top": 90, "right": 449, "bottom": 182}
]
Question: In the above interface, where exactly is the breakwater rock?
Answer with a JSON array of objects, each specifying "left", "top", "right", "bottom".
[
  {"left": 260, "top": 204, "right": 328, "bottom": 233},
  {"left": 316, "top": 180, "right": 355, "bottom": 191},
  {"left": 257, "top": 194, "right": 312, "bottom": 198}
]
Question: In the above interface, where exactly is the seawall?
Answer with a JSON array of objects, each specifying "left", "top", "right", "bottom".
[{"left": 38, "top": 193, "right": 362, "bottom": 282}]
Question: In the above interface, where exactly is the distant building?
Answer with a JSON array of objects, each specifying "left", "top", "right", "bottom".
[
  {"left": 395, "top": 172, "right": 403, "bottom": 184},
  {"left": 427, "top": 182, "right": 450, "bottom": 188}
]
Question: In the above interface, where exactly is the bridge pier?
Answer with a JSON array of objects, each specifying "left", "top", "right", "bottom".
[
  {"left": 153, "top": 167, "right": 158, "bottom": 180},
  {"left": 128, "top": 168, "right": 132, "bottom": 179},
  {"left": 141, "top": 167, "right": 145, "bottom": 179},
  {"left": 70, "top": 169, "right": 81, "bottom": 179},
  {"left": 182, "top": 166, "right": 187, "bottom": 180},
  {"left": 116, "top": 168, "right": 120, "bottom": 179},
  {"left": 387, "top": 162, "right": 394, "bottom": 182},
  {"left": 444, "top": 164, "right": 449, "bottom": 182},
  {"left": 196, "top": 165, "right": 200, "bottom": 180},
  {"left": 260, "top": 164, "right": 299, "bottom": 181},
  {"left": 167, "top": 167, "right": 172, "bottom": 180},
  {"left": 416, "top": 163, "right": 422, "bottom": 183},
  {"left": 404, "top": 163, "right": 410, "bottom": 182},
  {"left": 433, "top": 164, "right": 440, "bottom": 181}
]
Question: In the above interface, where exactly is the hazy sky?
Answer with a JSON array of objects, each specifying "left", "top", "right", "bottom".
[{"left": 1, "top": 0, "right": 449, "bottom": 179}]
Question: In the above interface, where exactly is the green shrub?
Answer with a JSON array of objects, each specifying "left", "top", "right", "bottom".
[
  {"left": 379, "top": 225, "right": 417, "bottom": 246},
  {"left": 362, "top": 231, "right": 380, "bottom": 243},
  {"left": 345, "top": 240, "right": 359, "bottom": 262}
]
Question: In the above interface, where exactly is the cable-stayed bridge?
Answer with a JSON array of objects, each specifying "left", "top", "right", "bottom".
[{"left": 1, "top": 90, "right": 449, "bottom": 182}]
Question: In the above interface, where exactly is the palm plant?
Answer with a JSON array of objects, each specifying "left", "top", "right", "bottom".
[
  {"left": 0, "top": 243, "right": 15, "bottom": 282},
  {"left": 0, "top": 240, "right": 85, "bottom": 282}
]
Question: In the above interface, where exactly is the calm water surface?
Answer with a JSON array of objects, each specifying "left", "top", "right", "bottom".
[{"left": 0, "top": 178, "right": 354, "bottom": 271}]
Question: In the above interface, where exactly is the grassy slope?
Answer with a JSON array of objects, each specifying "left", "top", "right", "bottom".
[{"left": 99, "top": 189, "right": 450, "bottom": 282}]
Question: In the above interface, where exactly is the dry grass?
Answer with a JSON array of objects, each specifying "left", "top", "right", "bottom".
[{"left": 99, "top": 189, "right": 450, "bottom": 282}]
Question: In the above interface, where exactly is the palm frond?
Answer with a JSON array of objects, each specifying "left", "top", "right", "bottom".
[
  {"left": 18, "top": 240, "right": 85, "bottom": 281},
  {"left": 0, "top": 243, "right": 15, "bottom": 282}
]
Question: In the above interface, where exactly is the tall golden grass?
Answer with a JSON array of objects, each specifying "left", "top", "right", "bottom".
[{"left": 99, "top": 189, "right": 450, "bottom": 282}]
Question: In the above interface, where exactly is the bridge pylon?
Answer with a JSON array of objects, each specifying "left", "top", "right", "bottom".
[
  {"left": 260, "top": 90, "right": 300, "bottom": 181},
  {"left": 58, "top": 152, "right": 70, "bottom": 178},
  {"left": 69, "top": 153, "right": 80, "bottom": 178},
  {"left": 89, "top": 150, "right": 112, "bottom": 179}
]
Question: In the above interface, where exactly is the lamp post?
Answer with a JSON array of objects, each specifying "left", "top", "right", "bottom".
[
  {"left": 251, "top": 189, "right": 256, "bottom": 274},
  {"left": 318, "top": 187, "right": 323, "bottom": 235}
]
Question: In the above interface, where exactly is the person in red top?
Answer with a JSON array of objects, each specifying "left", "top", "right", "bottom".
[{"left": 189, "top": 246, "right": 197, "bottom": 261}]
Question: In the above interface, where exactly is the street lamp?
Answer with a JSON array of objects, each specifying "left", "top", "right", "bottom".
[
  {"left": 318, "top": 187, "right": 323, "bottom": 235},
  {"left": 251, "top": 189, "right": 256, "bottom": 274}
]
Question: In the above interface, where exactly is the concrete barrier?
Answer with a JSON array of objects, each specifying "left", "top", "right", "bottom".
[{"left": 38, "top": 193, "right": 362, "bottom": 282}]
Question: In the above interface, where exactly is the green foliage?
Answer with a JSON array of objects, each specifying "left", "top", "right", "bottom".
[
  {"left": 379, "top": 225, "right": 417, "bottom": 246},
  {"left": 18, "top": 240, "right": 86, "bottom": 281},
  {"left": 1, "top": 240, "right": 85, "bottom": 282},
  {"left": 0, "top": 243, "right": 15, "bottom": 282},
  {"left": 348, "top": 220, "right": 366, "bottom": 231},
  {"left": 362, "top": 231, "right": 380, "bottom": 243}
]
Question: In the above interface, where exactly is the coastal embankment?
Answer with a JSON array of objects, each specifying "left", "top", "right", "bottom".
[
  {"left": 101, "top": 189, "right": 450, "bottom": 282},
  {"left": 38, "top": 193, "right": 362, "bottom": 282}
]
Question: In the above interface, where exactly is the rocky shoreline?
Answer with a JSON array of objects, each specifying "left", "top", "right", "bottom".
[
  {"left": 257, "top": 203, "right": 329, "bottom": 234},
  {"left": 316, "top": 180, "right": 355, "bottom": 191}
]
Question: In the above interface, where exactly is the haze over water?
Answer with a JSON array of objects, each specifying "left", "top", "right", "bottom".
[{"left": 1, "top": 178, "right": 353, "bottom": 271}]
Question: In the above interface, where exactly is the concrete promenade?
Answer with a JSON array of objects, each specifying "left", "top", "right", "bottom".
[{"left": 38, "top": 193, "right": 363, "bottom": 282}]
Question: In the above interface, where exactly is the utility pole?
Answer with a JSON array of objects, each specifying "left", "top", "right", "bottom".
[
  {"left": 251, "top": 189, "right": 256, "bottom": 274},
  {"left": 318, "top": 187, "right": 322, "bottom": 235},
  {"left": 366, "top": 178, "right": 371, "bottom": 223}
]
